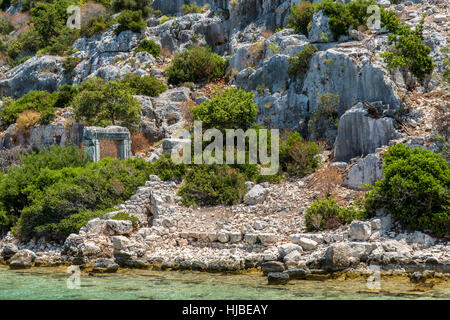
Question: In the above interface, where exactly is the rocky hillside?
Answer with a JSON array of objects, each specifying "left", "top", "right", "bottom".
[{"left": 0, "top": 0, "right": 448, "bottom": 282}]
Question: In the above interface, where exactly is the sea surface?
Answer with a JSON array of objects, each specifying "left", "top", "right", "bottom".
[{"left": 0, "top": 266, "right": 448, "bottom": 300}]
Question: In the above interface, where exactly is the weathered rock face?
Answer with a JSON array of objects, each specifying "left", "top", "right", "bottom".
[
  {"left": 334, "top": 103, "right": 400, "bottom": 162},
  {"left": 152, "top": 0, "right": 227, "bottom": 15},
  {"left": 302, "top": 46, "right": 401, "bottom": 114},
  {"left": 148, "top": 13, "right": 228, "bottom": 54},
  {"left": 0, "top": 56, "right": 66, "bottom": 99},
  {"left": 244, "top": 184, "right": 269, "bottom": 205},
  {"left": 343, "top": 152, "right": 384, "bottom": 189}
]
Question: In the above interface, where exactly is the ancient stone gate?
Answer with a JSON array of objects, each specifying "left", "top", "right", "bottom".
[{"left": 82, "top": 126, "right": 131, "bottom": 162}]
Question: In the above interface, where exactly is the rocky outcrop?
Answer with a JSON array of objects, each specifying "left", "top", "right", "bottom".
[
  {"left": 334, "top": 102, "right": 400, "bottom": 162},
  {"left": 71, "top": 28, "right": 143, "bottom": 84},
  {"left": 343, "top": 152, "right": 384, "bottom": 190},
  {"left": 0, "top": 56, "right": 66, "bottom": 99}
]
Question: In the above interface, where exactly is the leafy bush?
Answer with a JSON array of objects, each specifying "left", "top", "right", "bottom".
[
  {"left": 287, "top": 1, "right": 315, "bottom": 36},
  {"left": 112, "top": 211, "right": 139, "bottom": 228},
  {"left": 54, "top": 84, "right": 78, "bottom": 108},
  {"left": 308, "top": 93, "right": 339, "bottom": 141},
  {"left": 192, "top": 87, "right": 258, "bottom": 130},
  {"left": 135, "top": 39, "right": 160, "bottom": 57},
  {"left": 178, "top": 165, "right": 246, "bottom": 206},
  {"left": 115, "top": 10, "right": 146, "bottom": 35},
  {"left": 0, "top": 17, "right": 14, "bottom": 35},
  {"left": 43, "top": 209, "right": 110, "bottom": 240},
  {"left": 121, "top": 74, "right": 167, "bottom": 97},
  {"left": 160, "top": 15, "right": 175, "bottom": 25},
  {"left": 305, "top": 198, "right": 366, "bottom": 231},
  {"left": 166, "top": 45, "right": 227, "bottom": 85},
  {"left": 364, "top": 144, "right": 449, "bottom": 237},
  {"left": 442, "top": 46, "right": 450, "bottom": 85},
  {"left": 280, "top": 131, "right": 322, "bottom": 177},
  {"left": 0, "top": 90, "right": 58, "bottom": 125},
  {"left": 380, "top": 16, "right": 434, "bottom": 79},
  {"left": 182, "top": 2, "right": 205, "bottom": 15},
  {"left": 6, "top": 29, "right": 41, "bottom": 61},
  {"left": 62, "top": 56, "right": 81, "bottom": 74},
  {"left": 72, "top": 77, "right": 141, "bottom": 128},
  {"left": 288, "top": 44, "right": 317, "bottom": 77}
]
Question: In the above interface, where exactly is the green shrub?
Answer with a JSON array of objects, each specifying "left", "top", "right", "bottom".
[
  {"left": 0, "top": 90, "right": 58, "bottom": 126},
  {"left": 192, "top": 87, "right": 258, "bottom": 131},
  {"left": 305, "top": 198, "right": 366, "bottom": 231},
  {"left": 0, "top": 17, "right": 13, "bottom": 35},
  {"left": 149, "top": 153, "right": 187, "bottom": 181},
  {"left": 62, "top": 56, "right": 81, "bottom": 74},
  {"left": 135, "top": 39, "right": 160, "bottom": 57},
  {"left": 111, "top": 0, "right": 153, "bottom": 18},
  {"left": 121, "top": 74, "right": 167, "bottom": 97},
  {"left": 280, "top": 131, "right": 322, "bottom": 177},
  {"left": 287, "top": 1, "right": 315, "bottom": 36},
  {"left": 72, "top": 77, "right": 141, "bottom": 128},
  {"left": 178, "top": 165, "right": 246, "bottom": 206},
  {"left": 115, "top": 10, "right": 146, "bottom": 35},
  {"left": 166, "top": 45, "right": 227, "bottom": 85},
  {"left": 112, "top": 211, "right": 139, "bottom": 228},
  {"left": 364, "top": 144, "right": 449, "bottom": 237},
  {"left": 288, "top": 44, "right": 317, "bottom": 77},
  {"left": 380, "top": 15, "right": 434, "bottom": 79},
  {"left": 0, "top": 146, "right": 154, "bottom": 240},
  {"left": 160, "top": 15, "right": 175, "bottom": 25},
  {"left": 6, "top": 29, "right": 41, "bottom": 61},
  {"left": 181, "top": 2, "right": 205, "bottom": 15}
]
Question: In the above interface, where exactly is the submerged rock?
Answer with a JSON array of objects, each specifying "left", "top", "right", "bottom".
[{"left": 267, "top": 272, "right": 289, "bottom": 285}]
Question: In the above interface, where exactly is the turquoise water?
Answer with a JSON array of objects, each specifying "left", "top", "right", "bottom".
[{"left": 0, "top": 266, "right": 449, "bottom": 300}]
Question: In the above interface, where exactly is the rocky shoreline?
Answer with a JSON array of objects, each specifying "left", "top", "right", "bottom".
[{"left": 1, "top": 175, "right": 449, "bottom": 285}]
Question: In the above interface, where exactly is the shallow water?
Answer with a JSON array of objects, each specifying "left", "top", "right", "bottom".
[{"left": 0, "top": 266, "right": 448, "bottom": 300}]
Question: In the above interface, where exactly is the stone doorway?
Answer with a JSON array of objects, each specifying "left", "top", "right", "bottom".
[{"left": 82, "top": 126, "right": 131, "bottom": 162}]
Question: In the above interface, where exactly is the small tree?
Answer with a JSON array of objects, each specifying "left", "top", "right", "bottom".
[
  {"left": 73, "top": 78, "right": 141, "bottom": 128},
  {"left": 192, "top": 87, "right": 258, "bottom": 131}
]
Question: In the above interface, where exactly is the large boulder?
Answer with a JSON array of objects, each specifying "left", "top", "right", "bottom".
[
  {"left": 308, "top": 11, "right": 333, "bottom": 43},
  {"left": 268, "top": 272, "right": 289, "bottom": 285},
  {"left": 9, "top": 249, "right": 36, "bottom": 269},
  {"left": 244, "top": 184, "right": 269, "bottom": 205},
  {"left": 1, "top": 243, "right": 18, "bottom": 260},
  {"left": 106, "top": 220, "right": 133, "bottom": 235},
  {"left": 71, "top": 28, "right": 142, "bottom": 84},
  {"left": 0, "top": 56, "right": 66, "bottom": 99},
  {"left": 334, "top": 103, "right": 400, "bottom": 162},
  {"left": 348, "top": 221, "right": 372, "bottom": 241}
]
